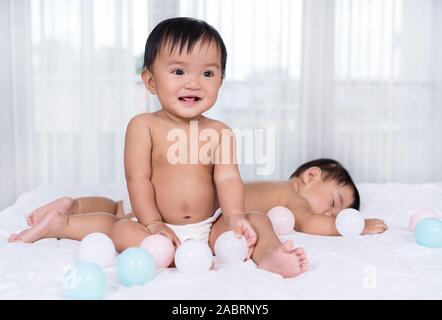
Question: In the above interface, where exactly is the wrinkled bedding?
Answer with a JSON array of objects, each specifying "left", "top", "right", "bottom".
[{"left": 1, "top": 183, "right": 441, "bottom": 299}]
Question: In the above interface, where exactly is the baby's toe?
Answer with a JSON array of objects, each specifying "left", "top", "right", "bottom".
[
  {"left": 8, "top": 234, "right": 20, "bottom": 242},
  {"left": 300, "top": 261, "right": 308, "bottom": 272}
]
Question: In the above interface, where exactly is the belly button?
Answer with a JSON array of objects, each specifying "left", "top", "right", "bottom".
[{"left": 183, "top": 215, "right": 191, "bottom": 220}]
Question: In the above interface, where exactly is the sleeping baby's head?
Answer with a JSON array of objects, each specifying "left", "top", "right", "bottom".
[{"left": 289, "top": 158, "right": 360, "bottom": 217}]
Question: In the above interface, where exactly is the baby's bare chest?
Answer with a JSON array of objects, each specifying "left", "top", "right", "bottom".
[{"left": 151, "top": 126, "right": 221, "bottom": 166}]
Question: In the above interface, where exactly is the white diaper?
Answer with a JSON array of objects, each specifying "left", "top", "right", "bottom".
[
  {"left": 122, "top": 192, "right": 222, "bottom": 243},
  {"left": 164, "top": 208, "right": 222, "bottom": 243}
]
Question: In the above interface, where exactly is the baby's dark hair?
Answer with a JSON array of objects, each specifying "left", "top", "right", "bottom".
[
  {"left": 143, "top": 17, "right": 227, "bottom": 78},
  {"left": 289, "top": 158, "right": 360, "bottom": 210}
]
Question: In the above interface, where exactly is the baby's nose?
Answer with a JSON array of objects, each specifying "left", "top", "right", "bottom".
[
  {"left": 185, "top": 82, "right": 200, "bottom": 90},
  {"left": 185, "top": 77, "right": 200, "bottom": 90}
]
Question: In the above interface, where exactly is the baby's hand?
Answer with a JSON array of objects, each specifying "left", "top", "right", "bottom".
[
  {"left": 362, "top": 218, "right": 388, "bottom": 235},
  {"left": 226, "top": 213, "right": 257, "bottom": 259},
  {"left": 147, "top": 221, "right": 181, "bottom": 246}
]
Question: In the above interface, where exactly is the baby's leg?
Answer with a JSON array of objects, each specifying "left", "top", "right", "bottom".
[
  {"left": 9, "top": 212, "right": 119, "bottom": 243},
  {"left": 110, "top": 219, "right": 152, "bottom": 253},
  {"left": 26, "top": 197, "right": 77, "bottom": 226},
  {"left": 77, "top": 197, "right": 128, "bottom": 219},
  {"left": 209, "top": 212, "right": 308, "bottom": 278},
  {"left": 245, "top": 212, "right": 308, "bottom": 277},
  {"left": 27, "top": 196, "right": 123, "bottom": 226}
]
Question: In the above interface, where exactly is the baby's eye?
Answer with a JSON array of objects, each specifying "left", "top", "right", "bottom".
[
  {"left": 172, "top": 69, "right": 184, "bottom": 76},
  {"left": 203, "top": 70, "right": 214, "bottom": 77}
]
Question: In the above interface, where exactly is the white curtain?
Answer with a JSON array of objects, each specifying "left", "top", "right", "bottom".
[
  {"left": 181, "top": 0, "right": 442, "bottom": 183},
  {"left": 1, "top": 0, "right": 147, "bottom": 210},
  {"left": 1, "top": 0, "right": 441, "bottom": 210}
]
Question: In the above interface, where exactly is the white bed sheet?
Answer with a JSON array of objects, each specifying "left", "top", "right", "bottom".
[{"left": 1, "top": 183, "right": 442, "bottom": 299}]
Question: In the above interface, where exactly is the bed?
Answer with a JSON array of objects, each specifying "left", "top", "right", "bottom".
[{"left": 1, "top": 182, "right": 442, "bottom": 299}]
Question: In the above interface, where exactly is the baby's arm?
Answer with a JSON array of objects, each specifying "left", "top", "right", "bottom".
[
  {"left": 214, "top": 125, "right": 257, "bottom": 254},
  {"left": 293, "top": 205, "right": 340, "bottom": 236},
  {"left": 213, "top": 126, "right": 244, "bottom": 219},
  {"left": 124, "top": 115, "right": 179, "bottom": 244},
  {"left": 287, "top": 197, "right": 387, "bottom": 235}
]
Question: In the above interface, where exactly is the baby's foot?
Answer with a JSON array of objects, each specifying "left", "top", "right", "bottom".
[
  {"left": 257, "top": 240, "right": 308, "bottom": 278},
  {"left": 26, "top": 197, "right": 75, "bottom": 226},
  {"left": 10, "top": 210, "right": 66, "bottom": 243}
]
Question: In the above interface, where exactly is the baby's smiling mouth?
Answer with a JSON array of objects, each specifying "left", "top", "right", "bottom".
[{"left": 179, "top": 96, "right": 201, "bottom": 102}]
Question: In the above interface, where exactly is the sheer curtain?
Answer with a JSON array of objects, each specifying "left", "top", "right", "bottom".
[
  {"left": 331, "top": 0, "right": 442, "bottom": 183},
  {"left": 1, "top": 0, "right": 441, "bottom": 210},
  {"left": 1, "top": 0, "right": 148, "bottom": 210},
  {"left": 181, "top": 0, "right": 442, "bottom": 183}
]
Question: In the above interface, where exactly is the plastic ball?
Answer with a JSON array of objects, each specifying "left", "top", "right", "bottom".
[
  {"left": 174, "top": 240, "right": 213, "bottom": 277},
  {"left": 64, "top": 262, "right": 106, "bottom": 300},
  {"left": 78, "top": 233, "right": 116, "bottom": 268},
  {"left": 140, "top": 234, "right": 175, "bottom": 268},
  {"left": 415, "top": 218, "right": 442, "bottom": 248},
  {"left": 267, "top": 206, "right": 295, "bottom": 235},
  {"left": 335, "top": 208, "right": 365, "bottom": 236},
  {"left": 409, "top": 209, "right": 438, "bottom": 231},
  {"left": 214, "top": 231, "right": 248, "bottom": 264},
  {"left": 117, "top": 247, "right": 156, "bottom": 286}
]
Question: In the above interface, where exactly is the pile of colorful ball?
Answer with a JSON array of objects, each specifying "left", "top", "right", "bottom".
[
  {"left": 409, "top": 208, "right": 442, "bottom": 248},
  {"left": 63, "top": 230, "right": 248, "bottom": 300},
  {"left": 266, "top": 206, "right": 365, "bottom": 237}
]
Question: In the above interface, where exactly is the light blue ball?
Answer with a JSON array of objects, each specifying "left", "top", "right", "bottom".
[
  {"left": 415, "top": 218, "right": 442, "bottom": 248},
  {"left": 64, "top": 262, "right": 106, "bottom": 300},
  {"left": 117, "top": 247, "right": 156, "bottom": 286}
]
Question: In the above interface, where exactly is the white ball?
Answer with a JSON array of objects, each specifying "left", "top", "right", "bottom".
[
  {"left": 335, "top": 208, "right": 365, "bottom": 237},
  {"left": 214, "top": 231, "right": 248, "bottom": 264},
  {"left": 267, "top": 206, "right": 295, "bottom": 235},
  {"left": 78, "top": 232, "right": 116, "bottom": 267},
  {"left": 174, "top": 240, "right": 213, "bottom": 277}
]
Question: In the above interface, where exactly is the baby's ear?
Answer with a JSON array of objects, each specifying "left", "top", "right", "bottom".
[
  {"left": 302, "top": 167, "right": 322, "bottom": 184},
  {"left": 141, "top": 69, "right": 157, "bottom": 95}
]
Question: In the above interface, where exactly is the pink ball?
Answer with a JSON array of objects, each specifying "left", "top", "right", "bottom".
[
  {"left": 139, "top": 234, "right": 175, "bottom": 268},
  {"left": 267, "top": 206, "right": 295, "bottom": 235},
  {"left": 409, "top": 208, "right": 438, "bottom": 231}
]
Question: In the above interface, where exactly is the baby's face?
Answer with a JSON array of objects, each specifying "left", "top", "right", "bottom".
[
  {"left": 145, "top": 40, "right": 223, "bottom": 119},
  {"left": 299, "top": 179, "right": 355, "bottom": 216}
]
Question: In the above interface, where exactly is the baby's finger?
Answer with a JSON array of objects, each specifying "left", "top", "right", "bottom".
[
  {"left": 379, "top": 220, "right": 388, "bottom": 228},
  {"left": 245, "top": 238, "right": 256, "bottom": 260},
  {"left": 244, "top": 228, "right": 257, "bottom": 246},
  {"left": 233, "top": 226, "right": 243, "bottom": 239},
  {"left": 168, "top": 231, "right": 181, "bottom": 247},
  {"left": 245, "top": 236, "right": 255, "bottom": 259},
  {"left": 173, "top": 234, "right": 181, "bottom": 247},
  {"left": 160, "top": 229, "right": 179, "bottom": 246},
  {"left": 158, "top": 230, "right": 172, "bottom": 241},
  {"left": 246, "top": 246, "right": 254, "bottom": 260},
  {"left": 375, "top": 221, "right": 388, "bottom": 230},
  {"left": 249, "top": 229, "right": 257, "bottom": 246}
]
